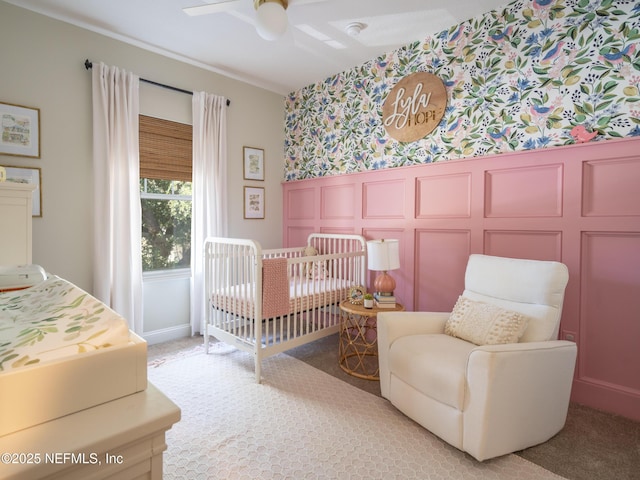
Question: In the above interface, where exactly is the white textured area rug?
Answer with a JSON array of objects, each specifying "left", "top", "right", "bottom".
[{"left": 148, "top": 344, "right": 565, "bottom": 480}]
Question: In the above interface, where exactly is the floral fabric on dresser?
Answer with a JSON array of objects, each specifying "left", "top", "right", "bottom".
[{"left": 0, "top": 276, "right": 130, "bottom": 372}]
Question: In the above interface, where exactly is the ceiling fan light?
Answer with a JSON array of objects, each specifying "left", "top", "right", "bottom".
[{"left": 255, "top": 2, "right": 288, "bottom": 41}]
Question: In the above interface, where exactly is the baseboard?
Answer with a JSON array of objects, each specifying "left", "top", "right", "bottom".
[{"left": 143, "top": 324, "right": 192, "bottom": 345}]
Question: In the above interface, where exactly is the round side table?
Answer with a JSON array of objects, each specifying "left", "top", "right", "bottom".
[{"left": 338, "top": 299, "right": 404, "bottom": 380}]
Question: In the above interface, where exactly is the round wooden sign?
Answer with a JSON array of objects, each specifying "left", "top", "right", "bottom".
[{"left": 382, "top": 72, "right": 447, "bottom": 143}]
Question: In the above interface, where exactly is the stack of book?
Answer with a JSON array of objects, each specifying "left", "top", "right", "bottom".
[{"left": 374, "top": 293, "right": 396, "bottom": 308}]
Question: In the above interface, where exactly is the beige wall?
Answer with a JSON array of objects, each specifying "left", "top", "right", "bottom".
[{"left": 0, "top": 2, "right": 285, "bottom": 292}]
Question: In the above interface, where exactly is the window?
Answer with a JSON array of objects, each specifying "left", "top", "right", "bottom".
[
  {"left": 139, "top": 115, "right": 192, "bottom": 272},
  {"left": 140, "top": 179, "right": 191, "bottom": 271}
]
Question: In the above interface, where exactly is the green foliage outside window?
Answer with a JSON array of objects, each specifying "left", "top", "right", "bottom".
[{"left": 140, "top": 179, "right": 192, "bottom": 271}]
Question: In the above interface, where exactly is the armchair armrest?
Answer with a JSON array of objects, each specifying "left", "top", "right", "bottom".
[
  {"left": 463, "top": 340, "right": 577, "bottom": 461},
  {"left": 377, "top": 311, "right": 450, "bottom": 345},
  {"left": 377, "top": 311, "right": 450, "bottom": 398}
]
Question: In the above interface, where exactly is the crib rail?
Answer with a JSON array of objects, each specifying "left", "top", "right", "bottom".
[
  {"left": 204, "top": 237, "right": 263, "bottom": 348},
  {"left": 203, "top": 233, "right": 366, "bottom": 382}
]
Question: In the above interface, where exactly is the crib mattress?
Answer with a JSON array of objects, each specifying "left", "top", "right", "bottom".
[{"left": 0, "top": 276, "right": 147, "bottom": 436}]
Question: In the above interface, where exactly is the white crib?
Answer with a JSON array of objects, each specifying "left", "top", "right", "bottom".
[{"left": 204, "top": 233, "right": 366, "bottom": 382}]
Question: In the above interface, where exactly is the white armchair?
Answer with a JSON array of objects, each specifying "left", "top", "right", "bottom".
[{"left": 377, "top": 254, "right": 577, "bottom": 461}]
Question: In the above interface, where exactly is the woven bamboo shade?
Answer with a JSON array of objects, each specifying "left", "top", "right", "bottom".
[{"left": 139, "top": 115, "right": 192, "bottom": 182}]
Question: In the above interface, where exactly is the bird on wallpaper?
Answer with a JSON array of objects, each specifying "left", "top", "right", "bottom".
[
  {"left": 533, "top": 0, "right": 554, "bottom": 8},
  {"left": 487, "top": 126, "right": 511, "bottom": 140},
  {"left": 599, "top": 44, "right": 636, "bottom": 64},
  {"left": 570, "top": 125, "right": 598, "bottom": 143},
  {"left": 447, "top": 118, "right": 462, "bottom": 133},
  {"left": 540, "top": 41, "right": 565, "bottom": 65},
  {"left": 448, "top": 25, "right": 465, "bottom": 45},
  {"left": 489, "top": 26, "right": 513, "bottom": 43},
  {"left": 530, "top": 102, "right": 552, "bottom": 116}
]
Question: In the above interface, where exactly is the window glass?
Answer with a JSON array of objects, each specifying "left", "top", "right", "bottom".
[{"left": 140, "top": 179, "right": 192, "bottom": 271}]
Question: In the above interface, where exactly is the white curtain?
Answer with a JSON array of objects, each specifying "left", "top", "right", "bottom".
[
  {"left": 191, "top": 92, "right": 228, "bottom": 334},
  {"left": 91, "top": 62, "right": 143, "bottom": 333}
]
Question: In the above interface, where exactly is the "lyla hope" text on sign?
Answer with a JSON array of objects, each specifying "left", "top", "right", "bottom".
[{"left": 382, "top": 72, "right": 447, "bottom": 143}]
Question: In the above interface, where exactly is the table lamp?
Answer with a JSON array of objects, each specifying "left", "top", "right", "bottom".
[{"left": 366, "top": 239, "right": 400, "bottom": 295}]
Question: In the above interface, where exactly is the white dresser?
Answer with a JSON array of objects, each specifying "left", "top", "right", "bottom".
[
  {"left": 0, "top": 182, "right": 36, "bottom": 265},
  {"left": 0, "top": 384, "right": 181, "bottom": 480}
]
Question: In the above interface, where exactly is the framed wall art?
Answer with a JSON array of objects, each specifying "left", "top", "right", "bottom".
[
  {"left": 243, "top": 146, "right": 264, "bottom": 181},
  {"left": 244, "top": 186, "right": 265, "bottom": 219},
  {"left": 3, "top": 165, "right": 42, "bottom": 216},
  {"left": 0, "top": 102, "right": 40, "bottom": 158}
]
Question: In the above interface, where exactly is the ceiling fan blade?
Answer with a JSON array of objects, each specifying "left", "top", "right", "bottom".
[{"left": 183, "top": 0, "right": 242, "bottom": 16}]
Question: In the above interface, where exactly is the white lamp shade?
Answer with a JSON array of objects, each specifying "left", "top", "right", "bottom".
[
  {"left": 367, "top": 239, "right": 400, "bottom": 271},
  {"left": 255, "top": 2, "right": 288, "bottom": 41}
]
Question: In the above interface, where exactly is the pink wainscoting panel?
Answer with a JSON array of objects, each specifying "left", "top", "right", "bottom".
[
  {"left": 414, "top": 229, "right": 470, "bottom": 312},
  {"left": 416, "top": 173, "right": 471, "bottom": 218},
  {"left": 286, "top": 187, "right": 315, "bottom": 220},
  {"left": 319, "top": 226, "right": 355, "bottom": 235},
  {"left": 583, "top": 158, "right": 640, "bottom": 217},
  {"left": 282, "top": 137, "right": 640, "bottom": 421},
  {"left": 484, "top": 230, "right": 562, "bottom": 261},
  {"left": 321, "top": 184, "right": 355, "bottom": 220},
  {"left": 363, "top": 179, "right": 406, "bottom": 219},
  {"left": 485, "top": 164, "right": 563, "bottom": 218},
  {"left": 286, "top": 226, "right": 314, "bottom": 247},
  {"left": 580, "top": 233, "right": 640, "bottom": 394}
]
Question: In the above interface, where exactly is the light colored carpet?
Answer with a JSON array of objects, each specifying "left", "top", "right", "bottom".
[{"left": 148, "top": 344, "right": 566, "bottom": 480}]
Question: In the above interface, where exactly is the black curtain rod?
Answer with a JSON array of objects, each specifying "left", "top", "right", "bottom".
[{"left": 84, "top": 60, "right": 230, "bottom": 106}]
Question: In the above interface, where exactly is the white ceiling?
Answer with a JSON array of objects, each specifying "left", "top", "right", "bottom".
[{"left": 5, "top": 0, "right": 508, "bottom": 95}]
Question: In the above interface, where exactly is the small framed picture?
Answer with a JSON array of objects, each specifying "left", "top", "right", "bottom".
[
  {"left": 243, "top": 146, "right": 264, "bottom": 181},
  {"left": 348, "top": 285, "right": 366, "bottom": 305},
  {"left": 0, "top": 102, "right": 40, "bottom": 158},
  {"left": 244, "top": 186, "right": 265, "bottom": 219},
  {"left": 3, "top": 165, "right": 42, "bottom": 216}
]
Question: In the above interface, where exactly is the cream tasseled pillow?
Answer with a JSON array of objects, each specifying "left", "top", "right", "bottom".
[{"left": 444, "top": 296, "right": 529, "bottom": 345}]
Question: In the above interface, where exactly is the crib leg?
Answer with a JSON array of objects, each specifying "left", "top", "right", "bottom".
[{"left": 255, "top": 357, "right": 262, "bottom": 384}]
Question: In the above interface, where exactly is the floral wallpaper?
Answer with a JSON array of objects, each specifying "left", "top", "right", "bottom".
[{"left": 283, "top": 0, "right": 640, "bottom": 181}]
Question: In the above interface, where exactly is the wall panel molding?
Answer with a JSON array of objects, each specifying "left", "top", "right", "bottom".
[
  {"left": 485, "top": 164, "right": 563, "bottom": 218},
  {"left": 282, "top": 137, "right": 640, "bottom": 421},
  {"left": 415, "top": 229, "right": 471, "bottom": 312},
  {"left": 286, "top": 187, "right": 315, "bottom": 220},
  {"left": 363, "top": 179, "right": 406, "bottom": 219},
  {"left": 484, "top": 230, "right": 562, "bottom": 261},
  {"left": 578, "top": 232, "right": 640, "bottom": 401},
  {"left": 320, "top": 184, "right": 355, "bottom": 220},
  {"left": 416, "top": 173, "right": 471, "bottom": 219},
  {"left": 285, "top": 226, "right": 314, "bottom": 247},
  {"left": 582, "top": 157, "right": 640, "bottom": 217}
]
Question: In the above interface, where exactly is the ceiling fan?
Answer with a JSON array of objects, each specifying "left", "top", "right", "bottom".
[{"left": 184, "top": 0, "right": 329, "bottom": 41}]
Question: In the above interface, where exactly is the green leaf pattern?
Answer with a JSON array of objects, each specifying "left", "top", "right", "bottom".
[
  {"left": 284, "top": 0, "right": 640, "bottom": 181},
  {"left": 0, "top": 276, "right": 130, "bottom": 372}
]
